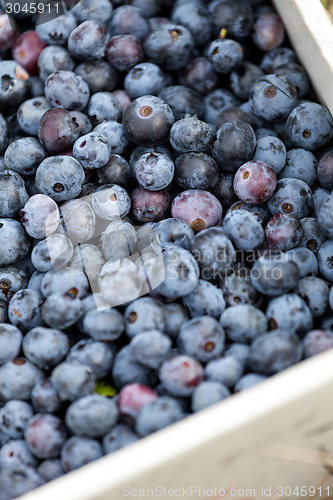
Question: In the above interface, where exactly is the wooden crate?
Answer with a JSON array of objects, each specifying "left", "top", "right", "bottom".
[{"left": 21, "top": 2, "right": 333, "bottom": 499}]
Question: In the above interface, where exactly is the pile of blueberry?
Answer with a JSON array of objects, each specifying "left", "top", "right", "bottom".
[{"left": 1, "top": 0, "right": 333, "bottom": 497}]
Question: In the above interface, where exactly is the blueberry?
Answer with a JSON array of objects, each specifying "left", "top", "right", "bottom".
[
  {"left": 170, "top": 115, "right": 214, "bottom": 153},
  {"left": 151, "top": 218, "right": 194, "bottom": 252},
  {"left": 274, "top": 62, "right": 310, "bottom": 97},
  {"left": 266, "top": 293, "right": 313, "bottom": 335},
  {"left": 8, "top": 289, "right": 43, "bottom": 332},
  {"left": 317, "top": 150, "right": 333, "bottom": 190},
  {"left": 260, "top": 47, "right": 297, "bottom": 73},
  {"left": 182, "top": 279, "right": 226, "bottom": 319},
  {"left": 251, "top": 251, "right": 300, "bottom": 296},
  {"left": 25, "top": 413, "right": 67, "bottom": 459},
  {"left": 92, "top": 184, "right": 131, "bottom": 221},
  {"left": 65, "top": 394, "right": 118, "bottom": 437},
  {"left": 205, "top": 356, "right": 244, "bottom": 388},
  {"left": 98, "top": 258, "right": 142, "bottom": 307},
  {"left": 171, "top": 2, "right": 211, "bottom": 46},
  {"left": 0, "top": 439, "right": 38, "bottom": 469},
  {"left": 144, "top": 23, "right": 194, "bottom": 71},
  {"left": 35, "top": 156, "right": 85, "bottom": 202},
  {"left": 0, "top": 266, "right": 28, "bottom": 304},
  {"left": 73, "top": 132, "right": 111, "bottom": 170},
  {"left": 221, "top": 269, "right": 261, "bottom": 307},
  {"left": 287, "top": 102, "right": 333, "bottom": 150},
  {"left": 318, "top": 241, "right": 333, "bottom": 282},
  {"left": 123, "top": 95, "right": 174, "bottom": 147},
  {"left": 112, "top": 346, "right": 155, "bottom": 390},
  {"left": 294, "top": 277, "right": 329, "bottom": 318},
  {"left": 41, "top": 268, "right": 88, "bottom": 299},
  {"left": 31, "top": 235, "right": 73, "bottom": 273},
  {"left": 129, "top": 330, "right": 171, "bottom": 369},
  {"left": 103, "top": 424, "right": 139, "bottom": 454},
  {"left": 44, "top": 70, "right": 90, "bottom": 111},
  {"left": 177, "top": 315, "right": 225, "bottom": 363},
  {"left": 0, "top": 61, "right": 30, "bottom": 110},
  {"left": 0, "top": 170, "right": 28, "bottom": 218},
  {"left": 253, "top": 136, "right": 286, "bottom": 174},
  {"left": 75, "top": 59, "right": 117, "bottom": 95},
  {"left": 4, "top": 137, "right": 46, "bottom": 176},
  {"left": 313, "top": 187, "right": 330, "bottom": 217},
  {"left": 249, "top": 329, "right": 303, "bottom": 375},
  {"left": 265, "top": 213, "right": 303, "bottom": 251},
  {"left": 22, "top": 326, "right": 69, "bottom": 369},
  {"left": 83, "top": 308, "right": 124, "bottom": 342},
  {"left": 223, "top": 209, "right": 264, "bottom": 251},
  {"left": 0, "top": 324, "right": 22, "bottom": 366},
  {"left": 133, "top": 151, "right": 174, "bottom": 191},
  {"left": 94, "top": 123, "right": 129, "bottom": 155},
  {"left": 303, "top": 329, "right": 333, "bottom": 358},
  {"left": 70, "top": 244, "right": 105, "bottom": 286},
  {"left": 20, "top": 194, "right": 60, "bottom": 240},
  {"left": 135, "top": 396, "right": 184, "bottom": 437},
  {"left": 163, "top": 303, "right": 189, "bottom": 339},
  {"left": 0, "top": 400, "right": 33, "bottom": 439},
  {"left": 36, "top": 11, "right": 77, "bottom": 43},
  {"left": 255, "top": 128, "right": 278, "bottom": 140},
  {"left": 224, "top": 343, "right": 250, "bottom": 369},
  {"left": 158, "top": 85, "right": 204, "bottom": 121},
  {"left": 157, "top": 247, "right": 200, "bottom": 301},
  {"left": 0, "top": 300, "right": 8, "bottom": 323},
  {"left": 88, "top": 91, "right": 122, "bottom": 125},
  {"left": 67, "top": 339, "right": 113, "bottom": 379},
  {"left": 286, "top": 247, "right": 319, "bottom": 278},
  {"left": 215, "top": 122, "right": 256, "bottom": 172},
  {"left": 204, "top": 88, "right": 241, "bottom": 125},
  {"left": 0, "top": 466, "right": 44, "bottom": 498},
  {"left": 220, "top": 304, "right": 268, "bottom": 343},
  {"left": 109, "top": 5, "right": 149, "bottom": 40},
  {"left": 71, "top": 0, "right": 113, "bottom": 23},
  {"left": 61, "top": 436, "right": 103, "bottom": 472},
  {"left": 0, "top": 358, "right": 42, "bottom": 401},
  {"left": 234, "top": 373, "right": 267, "bottom": 391},
  {"left": 211, "top": 0, "right": 253, "bottom": 38},
  {"left": 101, "top": 220, "right": 136, "bottom": 262},
  {"left": 250, "top": 74, "right": 297, "bottom": 122},
  {"left": 124, "top": 62, "right": 169, "bottom": 99},
  {"left": 267, "top": 178, "right": 314, "bottom": 219},
  {"left": 31, "top": 378, "right": 62, "bottom": 414},
  {"left": 279, "top": 148, "right": 317, "bottom": 187},
  {"left": 191, "top": 380, "right": 230, "bottom": 412},
  {"left": 159, "top": 355, "right": 204, "bottom": 397},
  {"left": 191, "top": 227, "right": 235, "bottom": 282},
  {"left": 59, "top": 198, "right": 96, "bottom": 246},
  {"left": 124, "top": 297, "right": 166, "bottom": 338},
  {"left": 41, "top": 292, "right": 83, "bottom": 330},
  {"left": 38, "top": 45, "right": 75, "bottom": 82},
  {"left": 207, "top": 38, "right": 243, "bottom": 74},
  {"left": 51, "top": 361, "right": 96, "bottom": 402},
  {"left": 97, "top": 153, "right": 133, "bottom": 187},
  {"left": 317, "top": 193, "right": 333, "bottom": 240},
  {"left": 178, "top": 56, "right": 219, "bottom": 96},
  {"left": 299, "top": 217, "right": 325, "bottom": 255},
  {"left": 230, "top": 61, "right": 264, "bottom": 101},
  {"left": 211, "top": 172, "right": 238, "bottom": 210},
  {"left": 106, "top": 34, "right": 144, "bottom": 73},
  {"left": 38, "top": 459, "right": 64, "bottom": 482},
  {"left": 68, "top": 20, "right": 109, "bottom": 61}
]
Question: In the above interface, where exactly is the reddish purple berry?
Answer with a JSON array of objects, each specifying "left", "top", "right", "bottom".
[
  {"left": 233, "top": 160, "right": 277, "bottom": 205},
  {"left": 159, "top": 355, "right": 204, "bottom": 397},
  {"left": 131, "top": 186, "right": 171, "bottom": 223},
  {"left": 171, "top": 189, "right": 222, "bottom": 232},
  {"left": 265, "top": 213, "right": 303, "bottom": 251},
  {"left": 25, "top": 414, "right": 67, "bottom": 459},
  {"left": 12, "top": 30, "right": 47, "bottom": 76},
  {"left": 38, "top": 108, "right": 80, "bottom": 154},
  {"left": 117, "top": 383, "right": 158, "bottom": 425},
  {"left": 253, "top": 13, "right": 285, "bottom": 52}
]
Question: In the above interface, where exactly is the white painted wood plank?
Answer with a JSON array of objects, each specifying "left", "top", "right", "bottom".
[
  {"left": 21, "top": 351, "right": 333, "bottom": 500},
  {"left": 272, "top": 0, "right": 333, "bottom": 114}
]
